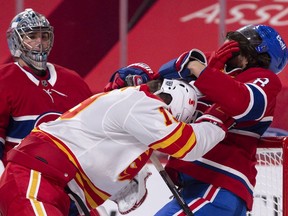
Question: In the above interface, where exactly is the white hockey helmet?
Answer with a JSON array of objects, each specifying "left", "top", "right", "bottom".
[
  {"left": 155, "top": 79, "right": 197, "bottom": 123},
  {"left": 7, "top": 8, "right": 54, "bottom": 70}
]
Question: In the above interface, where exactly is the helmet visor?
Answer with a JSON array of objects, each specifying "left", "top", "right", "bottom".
[{"left": 237, "top": 25, "right": 269, "bottom": 53}]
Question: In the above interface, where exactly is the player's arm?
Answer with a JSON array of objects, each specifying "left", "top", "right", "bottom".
[
  {"left": 124, "top": 96, "right": 232, "bottom": 162},
  {"left": 158, "top": 49, "right": 207, "bottom": 81},
  {"left": 191, "top": 41, "right": 281, "bottom": 121},
  {"left": 150, "top": 104, "right": 234, "bottom": 161}
]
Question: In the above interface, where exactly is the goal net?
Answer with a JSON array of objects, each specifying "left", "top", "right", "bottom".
[{"left": 247, "top": 136, "right": 287, "bottom": 216}]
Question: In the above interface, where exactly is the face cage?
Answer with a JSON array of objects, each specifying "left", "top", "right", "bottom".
[{"left": 17, "top": 27, "right": 54, "bottom": 71}]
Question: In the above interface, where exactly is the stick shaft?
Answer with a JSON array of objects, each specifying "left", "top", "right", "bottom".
[{"left": 150, "top": 153, "right": 194, "bottom": 216}]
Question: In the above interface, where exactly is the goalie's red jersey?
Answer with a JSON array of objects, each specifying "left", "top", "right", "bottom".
[{"left": 0, "top": 62, "right": 92, "bottom": 164}]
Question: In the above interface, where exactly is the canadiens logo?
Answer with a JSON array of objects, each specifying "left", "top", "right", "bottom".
[{"left": 34, "top": 112, "right": 62, "bottom": 127}]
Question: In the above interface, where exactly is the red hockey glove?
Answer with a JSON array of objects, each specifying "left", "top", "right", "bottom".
[
  {"left": 104, "top": 73, "right": 125, "bottom": 92},
  {"left": 196, "top": 103, "right": 235, "bottom": 132},
  {"left": 158, "top": 49, "right": 207, "bottom": 81},
  {"left": 208, "top": 40, "right": 240, "bottom": 72},
  {"left": 104, "top": 63, "right": 156, "bottom": 92}
]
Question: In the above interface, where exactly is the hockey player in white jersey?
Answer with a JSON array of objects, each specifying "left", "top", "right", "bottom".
[{"left": 0, "top": 78, "right": 233, "bottom": 216}]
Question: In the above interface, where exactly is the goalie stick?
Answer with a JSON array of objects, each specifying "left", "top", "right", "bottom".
[{"left": 150, "top": 153, "right": 194, "bottom": 216}]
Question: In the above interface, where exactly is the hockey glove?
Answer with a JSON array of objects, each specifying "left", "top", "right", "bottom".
[
  {"left": 196, "top": 103, "right": 235, "bottom": 132},
  {"left": 104, "top": 63, "right": 156, "bottom": 91},
  {"left": 110, "top": 166, "right": 152, "bottom": 214},
  {"left": 207, "top": 40, "right": 240, "bottom": 72},
  {"left": 158, "top": 49, "right": 207, "bottom": 81}
]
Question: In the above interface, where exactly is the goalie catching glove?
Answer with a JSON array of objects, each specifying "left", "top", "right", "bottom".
[
  {"left": 196, "top": 103, "right": 235, "bottom": 132},
  {"left": 104, "top": 63, "right": 157, "bottom": 91},
  {"left": 158, "top": 49, "right": 207, "bottom": 81},
  {"left": 110, "top": 165, "right": 152, "bottom": 214}
]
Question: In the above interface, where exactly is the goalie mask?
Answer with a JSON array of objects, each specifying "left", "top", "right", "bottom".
[
  {"left": 7, "top": 8, "right": 54, "bottom": 71},
  {"left": 155, "top": 79, "right": 197, "bottom": 123},
  {"left": 237, "top": 24, "right": 288, "bottom": 74}
]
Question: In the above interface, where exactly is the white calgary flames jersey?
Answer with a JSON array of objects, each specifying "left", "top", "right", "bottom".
[{"left": 38, "top": 85, "right": 224, "bottom": 210}]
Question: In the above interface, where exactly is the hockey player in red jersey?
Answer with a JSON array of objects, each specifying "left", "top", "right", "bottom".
[
  {"left": 154, "top": 24, "right": 288, "bottom": 215},
  {"left": 0, "top": 78, "right": 234, "bottom": 216},
  {"left": 0, "top": 8, "right": 92, "bottom": 216},
  {"left": 0, "top": 8, "right": 92, "bottom": 169}
]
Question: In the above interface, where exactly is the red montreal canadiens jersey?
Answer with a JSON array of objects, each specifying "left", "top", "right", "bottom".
[
  {"left": 0, "top": 62, "right": 92, "bottom": 164},
  {"left": 166, "top": 66, "right": 282, "bottom": 210}
]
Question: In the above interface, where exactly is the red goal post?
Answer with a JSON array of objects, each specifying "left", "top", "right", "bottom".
[{"left": 248, "top": 136, "right": 288, "bottom": 216}]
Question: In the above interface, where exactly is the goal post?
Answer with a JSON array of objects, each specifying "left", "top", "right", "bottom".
[{"left": 247, "top": 136, "right": 288, "bottom": 216}]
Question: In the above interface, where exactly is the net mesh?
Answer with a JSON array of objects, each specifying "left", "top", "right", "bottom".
[{"left": 247, "top": 148, "right": 283, "bottom": 216}]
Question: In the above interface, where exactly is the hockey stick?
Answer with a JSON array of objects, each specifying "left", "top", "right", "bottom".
[
  {"left": 65, "top": 186, "right": 90, "bottom": 216},
  {"left": 150, "top": 153, "right": 194, "bottom": 216}
]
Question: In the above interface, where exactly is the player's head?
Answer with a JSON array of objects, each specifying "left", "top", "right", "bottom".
[
  {"left": 154, "top": 79, "right": 197, "bottom": 123},
  {"left": 7, "top": 8, "right": 54, "bottom": 71},
  {"left": 226, "top": 24, "right": 288, "bottom": 74}
]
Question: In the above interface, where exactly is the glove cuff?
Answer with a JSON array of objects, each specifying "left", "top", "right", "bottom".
[
  {"left": 127, "top": 63, "right": 156, "bottom": 80},
  {"left": 196, "top": 104, "right": 235, "bottom": 132},
  {"left": 189, "top": 49, "right": 208, "bottom": 66},
  {"left": 196, "top": 114, "right": 228, "bottom": 132}
]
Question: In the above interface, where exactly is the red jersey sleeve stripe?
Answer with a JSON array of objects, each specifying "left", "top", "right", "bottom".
[
  {"left": 149, "top": 123, "right": 196, "bottom": 158},
  {"left": 149, "top": 123, "right": 186, "bottom": 149},
  {"left": 171, "top": 130, "right": 196, "bottom": 158}
]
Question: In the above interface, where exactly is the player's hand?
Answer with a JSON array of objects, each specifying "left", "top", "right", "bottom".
[
  {"left": 104, "top": 63, "right": 156, "bottom": 92},
  {"left": 208, "top": 40, "right": 240, "bottom": 71},
  {"left": 196, "top": 103, "right": 235, "bottom": 132},
  {"left": 158, "top": 49, "right": 207, "bottom": 81}
]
